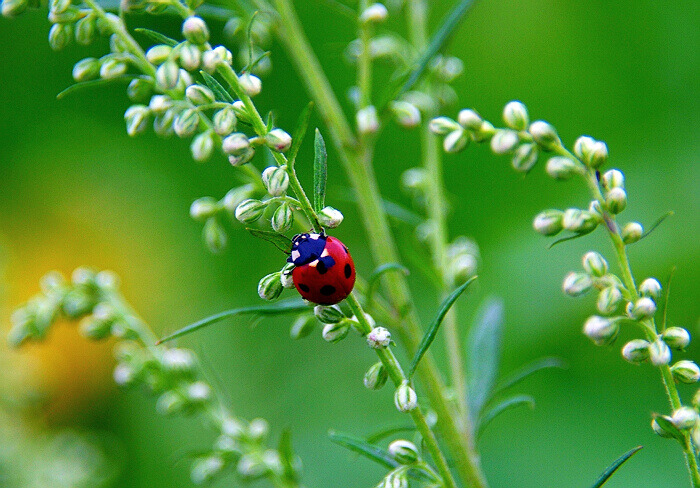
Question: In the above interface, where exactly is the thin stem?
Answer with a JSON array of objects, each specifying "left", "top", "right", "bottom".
[{"left": 345, "top": 293, "right": 458, "bottom": 488}]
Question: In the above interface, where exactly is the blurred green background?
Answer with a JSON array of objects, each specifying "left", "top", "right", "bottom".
[{"left": 1, "top": 0, "right": 699, "bottom": 486}]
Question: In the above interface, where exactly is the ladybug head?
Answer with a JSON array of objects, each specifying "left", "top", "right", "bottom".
[{"left": 288, "top": 233, "right": 328, "bottom": 266}]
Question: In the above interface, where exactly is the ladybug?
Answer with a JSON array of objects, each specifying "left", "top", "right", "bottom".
[{"left": 286, "top": 233, "right": 356, "bottom": 305}]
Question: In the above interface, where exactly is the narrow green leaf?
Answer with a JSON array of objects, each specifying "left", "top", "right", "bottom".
[
  {"left": 245, "top": 11, "right": 259, "bottom": 74},
  {"left": 382, "top": 200, "right": 424, "bottom": 227},
  {"left": 328, "top": 430, "right": 398, "bottom": 469},
  {"left": 547, "top": 229, "right": 596, "bottom": 249},
  {"left": 661, "top": 266, "right": 677, "bottom": 331},
  {"left": 366, "top": 425, "right": 416, "bottom": 444},
  {"left": 489, "top": 357, "right": 567, "bottom": 400},
  {"left": 477, "top": 395, "right": 534, "bottom": 438},
  {"left": 57, "top": 76, "right": 138, "bottom": 99},
  {"left": 134, "top": 28, "right": 178, "bottom": 47},
  {"left": 200, "top": 71, "right": 234, "bottom": 103},
  {"left": 467, "top": 297, "right": 505, "bottom": 418},
  {"left": 157, "top": 299, "right": 309, "bottom": 344},
  {"left": 313, "top": 129, "right": 327, "bottom": 213},
  {"left": 366, "top": 263, "right": 410, "bottom": 309},
  {"left": 287, "top": 102, "right": 315, "bottom": 168},
  {"left": 589, "top": 446, "right": 643, "bottom": 488},
  {"left": 246, "top": 228, "right": 293, "bottom": 254},
  {"left": 278, "top": 429, "right": 299, "bottom": 483},
  {"left": 408, "top": 276, "right": 477, "bottom": 378},
  {"left": 639, "top": 210, "right": 674, "bottom": 242}
]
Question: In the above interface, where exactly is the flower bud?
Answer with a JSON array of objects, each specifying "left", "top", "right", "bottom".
[
  {"left": 511, "top": 143, "right": 539, "bottom": 173},
  {"left": 99, "top": 57, "right": 128, "bottom": 79},
  {"left": 602, "top": 169, "right": 624, "bottom": 190},
  {"left": 239, "top": 73, "right": 262, "bottom": 97},
  {"left": 174, "top": 108, "right": 199, "bottom": 138},
  {"left": 177, "top": 42, "right": 200, "bottom": 71},
  {"left": 443, "top": 128, "right": 469, "bottom": 153},
  {"left": 639, "top": 278, "right": 662, "bottom": 299},
  {"left": 597, "top": 286, "right": 622, "bottom": 314},
  {"left": 605, "top": 187, "right": 627, "bottom": 214},
  {"left": 113, "top": 362, "right": 137, "bottom": 386},
  {"left": 388, "top": 440, "right": 419, "bottom": 464},
  {"left": 156, "top": 60, "right": 180, "bottom": 91},
  {"left": 621, "top": 339, "right": 650, "bottom": 364},
  {"left": 182, "top": 16, "right": 209, "bottom": 45},
  {"left": 2, "top": 0, "right": 27, "bottom": 16},
  {"left": 587, "top": 141, "right": 608, "bottom": 168},
  {"left": 582, "top": 251, "right": 608, "bottom": 277},
  {"left": 322, "top": 321, "right": 350, "bottom": 343},
  {"left": 490, "top": 129, "right": 519, "bottom": 155},
  {"left": 146, "top": 44, "right": 172, "bottom": 65},
  {"left": 429, "top": 116, "right": 460, "bottom": 135},
  {"left": 126, "top": 78, "right": 153, "bottom": 103},
  {"left": 190, "top": 197, "right": 219, "bottom": 221},
  {"left": 357, "top": 105, "right": 379, "bottom": 134},
  {"left": 394, "top": 382, "right": 418, "bottom": 412},
  {"left": 190, "top": 455, "right": 224, "bottom": 485},
  {"left": 161, "top": 348, "right": 196, "bottom": 374},
  {"left": 389, "top": 101, "right": 421, "bottom": 128},
  {"left": 562, "top": 208, "right": 599, "bottom": 234},
  {"left": 72, "top": 58, "right": 100, "bottom": 82},
  {"left": 222, "top": 133, "right": 250, "bottom": 156},
  {"left": 74, "top": 16, "right": 97, "bottom": 45},
  {"left": 156, "top": 391, "right": 185, "bottom": 416},
  {"left": 213, "top": 107, "right": 237, "bottom": 136},
  {"left": 258, "top": 272, "right": 283, "bottom": 300},
  {"left": 271, "top": 203, "right": 293, "bottom": 233},
  {"left": 649, "top": 339, "right": 671, "bottom": 366},
  {"left": 672, "top": 407, "right": 698, "bottom": 431},
  {"left": 49, "top": 23, "right": 72, "bottom": 51},
  {"left": 532, "top": 209, "right": 564, "bottom": 236},
  {"left": 80, "top": 316, "right": 113, "bottom": 340},
  {"left": 318, "top": 206, "right": 344, "bottom": 228},
  {"left": 265, "top": 129, "right": 292, "bottom": 153},
  {"left": 588, "top": 199, "right": 603, "bottom": 218},
  {"left": 546, "top": 156, "right": 579, "bottom": 180},
  {"left": 451, "top": 253, "right": 478, "bottom": 285},
  {"left": 621, "top": 222, "right": 643, "bottom": 244},
  {"left": 147, "top": 95, "right": 171, "bottom": 115},
  {"left": 529, "top": 120, "right": 560, "bottom": 151},
  {"left": 651, "top": 416, "right": 679, "bottom": 439},
  {"left": 627, "top": 297, "right": 656, "bottom": 320},
  {"left": 583, "top": 315, "right": 619, "bottom": 346},
  {"left": 264, "top": 166, "right": 289, "bottom": 196},
  {"left": 235, "top": 199, "right": 265, "bottom": 224},
  {"left": 314, "top": 304, "right": 344, "bottom": 324},
  {"left": 562, "top": 272, "right": 592, "bottom": 297},
  {"left": 573, "top": 136, "right": 595, "bottom": 159},
  {"left": 289, "top": 314, "right": 316, "bottom": 339},
  {"left": 186, "top": 381, "right": 212, "bottom": 404},
  {"left": 191, "top": 131, "right": 215, "bottom": 162},
  {"left": 662, "top": 327, "right": 690, "bottom": 350},
  {"left": 153, "top": 109, "right": 176, "bottom": 137},
  {"left": 363, "top": 362, "right": 388, "bottom": 390},
  {"left": 367, "top": 327, "right": 391, "bottom": 349},
  {"left": 503, "top": 101, "right": 529, "bottom": 131},
  {"left": 671, "top": 360, "right": 700, "bottom": 384},
  {"left": 186, "top": 84, "right": 215, "bottom": 106},
  {"left": 472, "top": 121, "right": 496, "bottom": 142},
  {"left": 360, "top": 2, "right": 388, "bottom": 23},
  {"left": 457, "top": 109, "right": 482, "bottom": 131},
  {"left": 229, "top": 148, "right": 255, "bottom": 167},
  {"left": 124, "top": 105, "right": 151, "bottom": 137},
  {"left": 203, "top": 218, "right": 227, "bottom": 253}
]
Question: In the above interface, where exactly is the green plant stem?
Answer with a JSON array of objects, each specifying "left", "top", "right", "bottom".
[{"left": 345, "top": 293, "right": 457, "bottom": 488}]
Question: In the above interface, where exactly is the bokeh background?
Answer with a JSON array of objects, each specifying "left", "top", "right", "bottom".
[{"left": 1, "top": 0, "right": 699, "bottom": 486}]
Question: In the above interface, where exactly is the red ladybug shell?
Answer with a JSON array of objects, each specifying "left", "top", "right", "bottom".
[{"left": 292, "top": 236, "right": 356, "bottom": 305}]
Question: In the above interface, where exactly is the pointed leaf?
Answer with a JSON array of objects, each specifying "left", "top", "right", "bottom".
[
  {"left": 157, "top": 299, "right": 309, "bottom": 344},
  {"left": 547, "top": 228, "right": 596, "bottom": 249},
  {"left": 467, "top": 297, "right": 505, "bottom": 417},
  {"left": 134, "top": 28, "right": 178, "bottom": 47},
  {"left": 639, "top": 210, "right": 674, "bottom": 242},
  {"left": 589, "top": 446, "right": 643, "bottom": 488},
  {"left": 313, "top": 129, "right": 327, "bottom": 213},
  {"left": 200, "top": 71, "right": 234, "bottom": 103},
  {"left": 489, "top": 357, "right": 567, "bottom": 400},
  {"left": 57, "top": 76, "right": 138, "bottom": 99},
  {"left": 661, "top": 266, "right": 676, "bottom": 330},
  {"left": 477, "top": 394, "right": 534, "bottom": 437},
  {"left": 408, "top": 276, "right": 477, "bottom": 378},
  {"left": 288, "top": 101, "right": 314, "bottom": 168},
  {"left": 383, "top": 199, "right": 424, "bottom": 227},
  {"left": 328, "top": 430, "right": 397, "bottom": 469},
  {"left": 278, "top": 429, "right": 299, "bottom": 483},
  {"left": 246, "top": 228, "right": 293, "bottom": 254},
  {"left": 366, "top": 424, "right": 416, "bottom": 444}
]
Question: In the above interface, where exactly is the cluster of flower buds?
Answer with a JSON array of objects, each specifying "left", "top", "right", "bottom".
[
  {"left": 373, "top": 439, "right": 442, "bottom": 487},
  {"left": 652, "top": 406, "right": 700, "bottom": 448}
]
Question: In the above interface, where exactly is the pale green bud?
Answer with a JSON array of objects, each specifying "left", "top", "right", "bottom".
[
  {"left": 222, "top": 132, "right": 250, "bottom": 155},
  {"left": 533, "top": 209, "right": 564, "bottom": 236},
  {"left": 672, "top": 407, "right": 698, "bottom": 431},
  {"left": 388, "top": 440, "right": 419, "bottom": 464},
  {"left": 176, "top": 69, "right": 194, "bottom": 92},
  {"left": 367, "top": 327, "right": 391, "bottom": 349},
  {"left": 363, "top": 362, "right": 388, "bottom": 390},
  {"left": 562, "top": 208, "right": 599, "bottom": 234},
  {"left": 280, "top": 263, "right": 295, "bottom": 289},
  {"left": 146, "top": 44, "right": 172, "bottom": 65},
  {"left": 222, "top": 185, "right": 254, "bottom": 215},
  {"left": 322, "top": 321, "right": 350, "bottom": 343},
  {"left": 271, "top": 203, "right": 293, "bottom": 233},
  {"left": 99, "top": 57, "right": 128, "bottom": 79},
  {"left": 582, "top": 251, "right": 608, "bottom": 277},
  {"left": 573, "top": 135, "right": 595, "bottom": 160},
  {"left": 79, "top": 316, "right": 113, "bottom": 340},
  {"left": 109, "top": 33, "right": 129, "bottom": 53},
  {"left": 627, "top": 297, "right": 656, "bottom": 320},
  {"left": 203, "top": 218, "right": 227, "bottom": 253},
  {"left": 443, "top": 128, "right": 469, "bottom": 153},
  {"left": 583, "top": 315, "right": 619, "bottom": 346},
  {"left": 72, "top": 58, "right": 100, "bottom": 82},
  {"left": 671, "top": 360, "right": 700, "bottom": 384},
  {"left": 490, "top": 129, "right": 519, "bottom": 155},
  {"left": 2, "top": 0, "right": 27, "bottom": 16},
  {"left": 473, "top": 121, "right": 496, "bottom": 142},
  {"left": 314, "top": 304, "right": 344, "bottom": 324},
  {"left": 503, "top": 101, "right": 529, "bottom": 131},
  {"left": 290, "top": 315, "right": 316, "bottom": 339},
  {"left": 75, "top": 16, "right": 97, "bottom": 46},
  {"left": 231, "top": 100, "right": 250, "bottom": 122},
  {"left": 174, "top": 108, "right": 199, "bottom": 137},
  {"left": 662, "top": 327, "right": 690, "bottom": 350},
  {"left": 186, "top": 84, "right": 215, "bottom": 106},
  {"left": 235, "top": 199, "right": 265, "bottom": 223},
  {"left": 153, "top": 109, "right": 176, "bottom": 137},
  {"left": 156, "top": 61, "right": 180, "bottom": 91},
  {"left": 435, "top": 56, "right": 464, "bottom": 82},
  {"left": 201, "top": 48, "right": 226, "bottom": 73},
  {"left": 597, "top": 286, "right": 622, "bottom": 314},
  {"left": 265, "top": 128, "right": 292, "bottom": 152},
  {"left": 258, "top": 272, "right": 283, "bottom": 300},
  {"left": 621, "top": 339, "right": 650, "bottom": 364},
  {"left": 357, "top": 105, "right": 379, "bottom": 134},
  {"left": 394, "top": 382, "right": 418, "bottom": 412},
  {"left": 360, "top": 3, "right": 388, "bottom": 23},
  {"left": 319, "top": 206, "right": 344, "bottom": 228},
  {"left": 588, "top": 199, "right": 604, "bottom": 218},
  {"left": 401, "top": 168, "right": 426, "bottom": 192},
  {"left": 457, "top": 109, "right": 483, "bottom": 131},
  {"left": 511, "top": 143, "right": 539, "bottom": 173},
  {"left": 651, "top": 416, "right": 678, "bottom": 439},
  {"left": 239, "top": 73, "right": 262, "bottom": 96},
  {"left": 263, "top": 166, "right": 289, "bottom": 196},
  {"left": 182, "top": 16, "right": 209, "bottom": 45},
  {"left": 563, "top": 272, "right": 592, "bottom": 297},
  {"left": 179, "top": 42, "right": 202, "bottom": 71},
  {"left": 529, "top": 120, "right": 560, "bottom": 151},
  {"left": 229, "top": 148, "right": 255, "bottom": 167},
  {"left": 389, "top": 101, "right": 421, "bottom": 128},
  {"left": 112, "top": 363, "right": 136, "bottom": 386},
  {"left": 451, "top": 253, "right": 478, "bottom": 285},
  {"left": 48, "top": 23, "right": 72, "bottom": 51},
  {"left": 124, "top": 105, "right": 151, "bottom": 136},
  {"left": 190, "top": 197, "right": 219, "bottom": 221},
  {"left": 428, "top": 116, "right": 460, "bottom": 135},
  {"left": 587, "top": 141, "right": 608, "bottom": 168},
  {"left": 649, "top": 339, "right": 671, "bottom": 366},
  {"left": 545, "top": 156, "right": 579, "bottom": 180},
  {"left": 161, "top": 348, "right": 196, "bottom": 374},
  {"left": 191, "top": 131, "right": 215, "bottom": 162},
  {"left": 190, "top": 455, "right": 224, "bottom": 485},
  {"left": 602, "top": 169, "right": 624, "bottom": 190},
  {"left": 605, "top": 187, "right": 627, "bottom": 214},
  {"left": 639, "top": 278, "right": 662, "bottom": 299},
  {"left": 621, "top": 222, "right": 643, "bottom": 244},
  {"left": 148, "top": 95, "right": 172, "bottom": 114},
  {"left": 247, "top": 418, "right": 269, "bottom": 441},
  {"left": 156, "top": 391, "right": 185, "bottom": 415},
  {"left": 40, "top": 271, "right": 66, "bottom": 293},
  {"left": 127, "top": 78, "right": 153, "bottom": 103},
  {"left": 213, "top": 107, "right": 237, "bottom": 136}
]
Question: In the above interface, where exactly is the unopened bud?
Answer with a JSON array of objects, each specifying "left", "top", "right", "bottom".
[
  {"left": 671, "top": 360, "right": 700, "bottom": 384},
  {"left": 390, "top": 101, "right": 421, "bottom": 128},
  {"left": 582, "top": 251, "right": 608, "bottom": 277},
  {"left": 190, "top": 197, "right": 219, "bottom": 221},
  {"left": 75, "top": 16, "right": 97, "bottom": 45},
  {"left": 229, "top": 148, "right": 255, "bottom": 167},
  {"left": 174, "top": 108, "right": 199, "bottom": 137},
  {"left": 182, "top": 16, "right": 209, "bottom": 45},
  {"left": 503, "top": 101, "right": 529, "bottom": 131},
  {"left": 314, "top": 304, "right": 344, "bottom": 324},
  {"left": 258, "top": 272, "right": 283, "bottom": 300},
  {"left": 443, "top": 128, "right": 469, "bottom": 153},
  {"left": 529, "top": 120, "right": 560, "bottom": 151},
  {"left": 263, "top": 166, "right": 289, "bottom": 196},
  {"left": 511, "top": 143, "right": 539, "bottom": 173},
  {"left": 360, "top": 3, "right": 388, "bottom": 23},
  {"left": 318, "top": 206, "right": 344, "bottom": 228},
  {"left": 621, "top": 339, "right": 650, "bottom": 364},
  {"left": 322, "top": 321, "right": 350, "bottom": 343},
  {"left": 388, "top": 439, "right": 420, "bottom": 464},
  {"left": 490, "top": 129, "right": 519, "bottom": 155},
  {"left": 583, "top": 315, "right": 619, "bottom": 346},
  {"left": 203, "top": 218, "right": 227, "bottom": 253},
  {"left": 156, "top": 60, "right": 180, "bottom": 90},
  {"left": 72, "top": 58, "right": 100, "bottom": 82},
  {"left": 213, "top": 107, "right": 237, "bottom": 136},
  {"left": 627, "top": 297, "right": 656, "bottom": 320},
  {"left": 271, "top": 203, "right": 294, "bottom": 233},
  {"left": 290, "top": 315, "right": 316, "bottom": 339},
  {"left": 357, "top": 105, "right": 379, "bottom": 134},
  {"left": 672, "top": 407, "right": 698, "bottom": 430},
  {"left": 562, "top": 208, "right": 599, "bottom": 234},
  {"left": 239, "top": 73, "right": 262, "bottom": 96},
  {"left": 99, "top": 57, "right": 127, "bottom": 79},
  {"left": 367, "top": 327, "right": 391, "bottom": 349},
  {"left": 597, "top": 286, "right": 622, "bottom": 314},
  {"left": 394, "top": 382, "right": 418, "bottom": 412},
  {"left": 124, "top": 105, "right": 151, "bottom": 136},
  {"left": 621, "top": 222, "right": 643, "bottom": 244},
  {"left": 179, "top": 42, "right": 201, "bottom": 71},
  {"left": 146, "top": 44, "right": 172, "bottom": 65},
  {"left": 533, "top": 209, "right": 564, "bottom": 236},
  {"left": 186, "top": 381, "right": 211, "bottom": 403},
  {"left": 156, "top": 391, "right": 185, "bottom": 416},
  {"left": 428, "top": 116, "right": 460, "bottom": 135},
  {"left": 457, "top": 109, "right": 482, "bottom": 131},
  {"left": 190, "top": 455, "right": 224, "bottom": 485},
  {"left": 605, "top": 187, "right": 627, "bottom": 214},
  {"left": 2, "top": 0, "right": 28, "bottom": 17},
  {"left": 127, "top": 78, "right": 153, "bottom": 103},
  {"left": 573, "top": 136, "right": 595, "bottom": 160},
  {"left": 186, "top": 84, "right": 215, "bottom": 105},
  {"left": 652, "top": 416, "right": 679, "bottom": 439},
  {"left": 546, "top": 156, "right": 579, "bottom": 180},
  {"left": 222, "top": 133, "right": 250, "bottom": 155},
  {"left": 602, "top": 169, "right": 624, "bottom": 190},
  {"left": 235, "top": 199, "right": 265, "bottom": 223},
  {"left": 161, "top": 348, "right": 196, "bottom": 374},
  {"left": 649, "top": 339, "right": 671, "bottom": 366},
  {"left": 265, "top": 128, "right": 292, "bottom": 152},
  {"left": 190, "top": 131, "right": 215, "bottom": 162},
  {"left": 48, "top": 23, "right": 72, "bottom": 51},
  {"left": 639, "top": 278, "right": 662, "bottom": 299},
  {"left": 474, "top": 120, "right": 497, "bottom": 142},
  {"left": 562, "top": 272, "right": 592, "bottom": 297},
  {"left": 662, "top": 327, "right": 690, "bottom": 350},
  {"left": 364, "top": 362, "right": 388, "bottom": 390},
  {"left": 587, "top": 141, "right": 608, "bottom": 168}
]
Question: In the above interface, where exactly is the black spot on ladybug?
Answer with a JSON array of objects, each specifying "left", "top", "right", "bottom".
[
  {"left": 320, "top": 285, "right": 336, "bottom": 296},
  {"left": 316, "top": 261, "right": 328, "bottom": 274},
  {"left": 298, "top": 283, "right": 310, "bottom": 292},
  {"left": 344, "top": 264, "right": 352, "bottom": 279}
]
